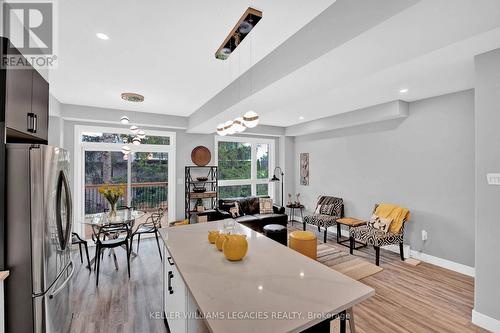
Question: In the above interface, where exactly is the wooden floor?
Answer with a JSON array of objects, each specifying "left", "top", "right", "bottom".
[
  {"left": 70, "top": 237, "right": 166, "bottom": 333},
  {"left": 70, "top": 223, "right": 485, "bottom": 333}
]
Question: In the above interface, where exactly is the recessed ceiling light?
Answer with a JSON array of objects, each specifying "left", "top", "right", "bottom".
[
  {"left": 96, "top": 33, "right": 109, "bottom": 40},
  {"left": 399, "top": 88, "right": 409, "bottom": 94},
  {"left": 299, "top": 116, "right": 305, "bottom": 120}
]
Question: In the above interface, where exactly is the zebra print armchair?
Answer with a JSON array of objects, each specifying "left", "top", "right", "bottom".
[
  {"left": 350, "top": 204, "right": 409, "bottom": 266},
  {"left": 303, "top": 196, "right": 344, "bottom": 243}
]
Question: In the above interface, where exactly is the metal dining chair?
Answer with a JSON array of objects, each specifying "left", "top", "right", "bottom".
[
  {"left": 72, "top": 232, "right": 90, "bottom": 270},
  {"left": 131, "top": 208, "right": 164, "bottom": 260},
  {"left": 93, "top": 222, "right": 132, "bottom": 286}
]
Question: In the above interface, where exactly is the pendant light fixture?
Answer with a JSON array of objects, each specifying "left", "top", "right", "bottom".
[
  {"left": 233, "top": 117, "right": 246, "bottom": 133},
  {"left": 132, "top": 137, "right": 141, "bottom": 145},
  {"left": 243, "top": 110, "right": 259, "bottom": 128},
  {"left": 121, "top": 145, "right": 131, "bottom": 155},
  {"left": 120, "top": 115, "right": 129, "bottom": 124},
  {"left": 217, "top": 123, "right": 227, "bottom": 136},
  {"left": 225, "top": 120, "right": 235, "bottom": 135},
  {"left": 130, "top": 125, "right": 139, "bottom": 134},
  {"left": 137, "top": 129, "right": 146, "bottom": 139}
]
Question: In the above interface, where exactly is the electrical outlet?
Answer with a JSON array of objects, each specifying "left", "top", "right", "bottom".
[{"left": 422, "top": 230, "right": 428, "bottom": 241}]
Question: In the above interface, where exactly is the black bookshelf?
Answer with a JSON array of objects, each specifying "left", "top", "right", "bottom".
[{"left": 185, "top": 166, "right": 218, "bottom": 221}]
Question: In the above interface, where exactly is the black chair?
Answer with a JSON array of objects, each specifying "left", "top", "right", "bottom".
[
  {"left": 93, "top": 222, "right": 131, "bottom": 286},
  {"left": 131, "top": 208, "right": 164, "bottom": 261},
  {"left": 72, "top": 232, "right": 90, "bottom": 270}
]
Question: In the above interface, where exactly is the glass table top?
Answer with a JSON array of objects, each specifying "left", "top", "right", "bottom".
[{"left": 83, "top": 210, "right": 146, "bottom": 226}]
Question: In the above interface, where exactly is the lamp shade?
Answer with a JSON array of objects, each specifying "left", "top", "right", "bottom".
[
  {"left": 121, "top": 146, "right": 131, "bottom": 155},
  {"left": 120, "top": 115, "right": 129, "bottom": 124},
  {"left": 233, "top": 117, "right": 246, "bottom": 133},
  {"left": 243, "top": 111, "right": 259, "bottom": 128},
  {"left": 270, "top": 174, "right": 280, "bottom": 182},
  {"left": 137, "top": 130, "right": 146, "bottom": 139},
  {"left": 224, "top": 120, "right": 235, "bottom": 135},
  {"left": 132, "top": 137, "right": 141, "bottom": 145},
  {"left": 130, "top": 125, "right": 139, "bottom": 134},
  {"left": 217, "top": 123, "right": 226, "bottom": 136}
]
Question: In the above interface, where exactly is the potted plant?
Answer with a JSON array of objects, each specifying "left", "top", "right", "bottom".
[
  {"left": 98, "top": 184, "right": 125, "bottom": 217},
  {"left": 196, "top": 198, "right": 205, "bottom": 212}
]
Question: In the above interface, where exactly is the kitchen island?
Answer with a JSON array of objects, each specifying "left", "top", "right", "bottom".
[{"left": 159, "top": 221, "right": 374, "bottom": 333}]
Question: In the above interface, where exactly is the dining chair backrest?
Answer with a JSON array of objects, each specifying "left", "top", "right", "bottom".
[
  {"left": 146, "top": 213, "right": 162, "bottom": 228},
  {"left": 94, "top": 222, "right": 131, "bottom": 243}
]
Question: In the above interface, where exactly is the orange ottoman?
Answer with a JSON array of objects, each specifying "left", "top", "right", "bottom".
[{"left": 289, "top": 231, "right": 317, "bottom": 260}]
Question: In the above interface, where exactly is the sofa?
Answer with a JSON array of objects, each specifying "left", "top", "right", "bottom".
[{"left": 215, "top": 196, "right": 287, "bottom": 233}]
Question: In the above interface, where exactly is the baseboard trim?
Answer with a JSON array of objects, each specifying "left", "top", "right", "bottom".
[
  {"left": 472, "top": 309, "right": 500, "bottom": 332},
  {"left": 293, "top": 215, "right": 475, "bottom": 277},
  {"left": 410, "top": 250, "right": 475, "bottom": 277}
]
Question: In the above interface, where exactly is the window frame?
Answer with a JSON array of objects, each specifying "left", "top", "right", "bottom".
[
  {"left": 74, "top": 125, "right": 176, "bottom": 236},
  {"left": 214, "top": 135, "right": 275, "bottom": 199}
]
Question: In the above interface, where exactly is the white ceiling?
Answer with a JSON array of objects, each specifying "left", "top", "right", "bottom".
[
  {"left": 51, "top": 0, "right": 500, "bottom": 133},
  {"left": 49, "top": 0, "right": 335, "bottom": 116},
  {"left": 194, "top": 0, "right": 500, "bottom": 131}
]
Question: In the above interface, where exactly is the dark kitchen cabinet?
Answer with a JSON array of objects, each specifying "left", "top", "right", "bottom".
[
  {"left": 30, "top": 70, "right": 49, "bottom": 141},
  {"left": 1, "top": 36, "right": 49, "bottom": 143}
]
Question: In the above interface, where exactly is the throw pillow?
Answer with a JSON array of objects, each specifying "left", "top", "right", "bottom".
[
  {"left": 314, "top": 204, "right": 322, "bottom": 214},
  {"left": 229, "top": 202, "right": 241, "bottom": 218},
  {"left": 368, "top": 214, "right": 393, "bottom": 233},
  {"left": 259, "top": 198, "right": 274, "bottom": 214}
]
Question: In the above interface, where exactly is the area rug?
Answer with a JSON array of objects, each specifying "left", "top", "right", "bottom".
[
  {"left": 316, "top": 243, "right": 383, "bottom": 280},
  {"left": 288, "top": 226, "right": 383, "bottom": 280}
]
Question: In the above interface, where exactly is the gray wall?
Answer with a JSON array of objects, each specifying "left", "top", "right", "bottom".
[
  {"left": 292, "top": 90, "right": 475, "bottom": 266},
  {"left": 474, "top": 49, "right": 500, "bottom": 322}
]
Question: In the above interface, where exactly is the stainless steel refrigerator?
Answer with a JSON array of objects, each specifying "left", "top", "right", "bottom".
[{"left": 5, "top": 144, "right": 74, "bottom": 333}]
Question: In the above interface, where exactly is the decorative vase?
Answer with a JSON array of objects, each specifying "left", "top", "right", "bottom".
[
  {"left": 223, "top": 234, "right": 248, "bottom": 261},
  {"left": 216, "top": 233, "right": 229, "bottom": 251},
  {"left": 208, "top": 230, "right": 219, "bottom": 244},
  {"left": 109, "top": 202, "right": 117, "bottom": 218}
]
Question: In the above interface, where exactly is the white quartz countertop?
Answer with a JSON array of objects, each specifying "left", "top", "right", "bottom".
[{"left": 159, "top": 222, "right": 374, "bottom": 333}]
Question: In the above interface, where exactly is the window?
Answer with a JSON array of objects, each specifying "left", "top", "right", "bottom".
[
  {"left": 215, "top": 137, "right": 274, "bottom": 199},
  {"left": 75, "top": 125, "right": 176, "bottom": 238},
  {"left": 81, "top": 131, "right": 170, "bottom": 145}
]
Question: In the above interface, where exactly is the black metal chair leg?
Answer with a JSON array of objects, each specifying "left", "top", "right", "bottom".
[
  {"left": 349, "top": 237, "right": 354, "bottom": 255},
  {"left": 129, "top": 234, "right": 134, "bottom": 256},
  {"left": 303, "top": 222, "right": 306, "bottom": 231},
  {"left": 125, "top": 241, "right": 131, "bottom": 278},
  {"left": 155, "top": 230, "right": 163, "bottom": 261},
  {"left": 83, "top": 242, "right": 91, "bottom": 270},
  {"left": 78, "top": 243, "right": 83, "bottom": 263},
  {"left": 137, "top": 234, "right": 141, "bottom": 253},
  {"left": 399, "top": 242, "right": 405, "bottom": 261},
  {"left": 96, "top": 247, "right": 101, "bottom": 286},
  {"left": 375, "top": 246, "right": 380, "bottom": 266},
  {"left": 324, "top": 228, "right": 327, "bottom": 243},
  {"left": 94, "top": 245, "right": 99, "bottom": 271},
  {"left": 337, "top": 223, "right": 341, "bottom": 243}
]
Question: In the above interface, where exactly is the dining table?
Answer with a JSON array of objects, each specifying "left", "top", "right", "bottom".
[{"left": 83, "top": 209, "right": 146, "bottom": 270}]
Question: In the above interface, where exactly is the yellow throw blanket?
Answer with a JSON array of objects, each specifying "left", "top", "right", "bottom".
[{"left": 374, "top": 203, "right": 410, "bottom": 234}]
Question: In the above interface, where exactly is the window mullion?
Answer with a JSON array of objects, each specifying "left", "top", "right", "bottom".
[{"left": 251, "top": 143, "right": 257, "bottom": 196}]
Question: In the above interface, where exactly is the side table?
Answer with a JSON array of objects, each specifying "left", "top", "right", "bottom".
[
  {"left": 335, "top": 217, "right": 367, "bottom": 253},
  {"left": 286, "top": 204, "right": 304, "bottom": 226}
]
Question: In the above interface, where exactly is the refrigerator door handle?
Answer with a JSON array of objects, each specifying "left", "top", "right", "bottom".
[{"left": 49, "top": 261, "right": 74, "bottom": 299}]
